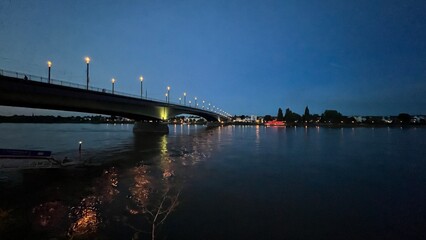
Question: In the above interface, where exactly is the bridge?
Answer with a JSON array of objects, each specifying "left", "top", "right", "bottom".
[{"left": 0, "top": 69, "right": 231, "bottom": 133}]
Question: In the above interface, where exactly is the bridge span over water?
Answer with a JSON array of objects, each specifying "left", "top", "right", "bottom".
[{"left": 0, "top": 69, "right": 230, "bottom": 133}]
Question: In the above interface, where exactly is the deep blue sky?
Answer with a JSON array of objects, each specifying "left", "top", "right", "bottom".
[{"left": 1, "top": 0, "right": 425, "bottom": 116}]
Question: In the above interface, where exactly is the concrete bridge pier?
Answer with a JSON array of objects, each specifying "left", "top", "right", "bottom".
[
  {"left": 206, "top": 122, "right": 222, "bottom": 128},
  {"left": 133, "top": 121, "right": 169, "bottom": 134}
]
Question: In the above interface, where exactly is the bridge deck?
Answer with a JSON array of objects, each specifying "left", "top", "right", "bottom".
[{"left": 0, "top": 70, "right": 228, "bottom": 121}]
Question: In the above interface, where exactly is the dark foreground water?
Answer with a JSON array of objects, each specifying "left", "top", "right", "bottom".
[{"left": 0, "top": 124, "right": 425, "bottom": 240}]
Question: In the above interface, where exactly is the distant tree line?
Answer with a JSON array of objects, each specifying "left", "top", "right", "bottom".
[{"left": 264, "top": 106, "right": 425, "bottom": 126}]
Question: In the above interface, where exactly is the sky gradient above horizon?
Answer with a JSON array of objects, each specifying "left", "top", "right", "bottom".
[{"left": 1, "top": 0, "right": 425, "bottom": 117}]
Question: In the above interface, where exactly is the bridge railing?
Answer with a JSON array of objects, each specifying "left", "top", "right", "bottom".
[
  {"left": 0, "top": 68, "right": 229, "bottom": 117},
  {"left": 0, "top": 68, "right": 173, "bottom": 102},
  {"left": 0, "top": 68, "right": 157, "bottom": 100}
]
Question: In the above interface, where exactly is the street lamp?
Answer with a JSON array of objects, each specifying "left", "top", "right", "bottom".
[
  {"left": 85, "top": 57, "right": 90, "bottom": 90},
  {"left": 112, "top": 78, "right": 115, "bottom": 94},
  {"left": 167, "top": 86, "right": 170, "bottom": 103},
  {"left": 202, "top": 100, "right": 205, "bottom": 109},
  {"left": 139, "top": 76, "right": 144, "bottom": 98},
  {"left": 189, "top": 100, "right": 191, "bottom": 107},
  {"left": 179, "top": 97, "right": 182, "bottom": 104},
  {"left": 183, "top": 92, "right": 187, "bottom": 105},
  {"left": 194, "top": 97, "right": 197, "bottom": 108},
  {"left": 165, "top": 93, "right": 168, "bottom": 102},
  {"left": 47, "top": 61, "right": 52, "bottom": 84}
]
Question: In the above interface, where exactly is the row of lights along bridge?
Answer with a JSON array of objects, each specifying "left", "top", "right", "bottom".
[{"left": 45, "top": 57, "right": 231, "bottom": 117}]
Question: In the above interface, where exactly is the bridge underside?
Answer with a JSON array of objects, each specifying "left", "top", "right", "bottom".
[{"left": 0, "top": 75, "right": 224, "bottom": 122}]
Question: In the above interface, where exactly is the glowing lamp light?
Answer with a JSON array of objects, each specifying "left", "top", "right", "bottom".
[
  {"left": 140, "top": 76, "right": 143, "bottom": 81},
  {"left": 112, "top": 78, "right": 115, "bottom": 83},
  {"left": 85, "top": 57, "right": 91, "bottom": 64},
  {"left": 47, "top": 61, "right": 52, "bottom": 67}
]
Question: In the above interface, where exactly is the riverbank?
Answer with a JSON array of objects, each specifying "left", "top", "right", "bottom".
[
  {"left": 232, "top": 122, "right": 426, "bottom": 128},
  {"left": 1, "top": 115, "right": 425, "bottom": 128}
]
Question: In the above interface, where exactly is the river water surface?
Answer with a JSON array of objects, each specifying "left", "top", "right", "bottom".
[{"left": 0, "top": 124, "right": 425, "bottom": 239}]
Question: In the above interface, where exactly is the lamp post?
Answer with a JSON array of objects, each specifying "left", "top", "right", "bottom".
[
  {"left": 47, "top": 61, "right": 52, "bottom": 84},
  {"left": 78, "top": 140, "right": 83, "bottom": 160},
  {"left": 189, "top": 100, "right": 191, "bottom": 107},
  {"left": 183, "top": 92, "right": 186, "bottom": 105},
  {"left": 165, "top": 93, "right": 168, "bottom": 102},
  {"left": 167, "top": 87, "right": 171, "bottom": 102},
  {"left": 112, "top": 78, "right": 115, "bottom": 94},
  {"left": 179, "top": 97, "right": 182, "bottom": 104},
  {"left": 139, "top": 76, "right": 144, "bottom": 98},
  {"left": 85, "top": 57, "right": 90, "bottom": 90},
  {"left": 194, "top": 97, "right": 197, "bottom": 108},
  {"left": 202, "top": 100, "right": 205, "bottom": 109}
]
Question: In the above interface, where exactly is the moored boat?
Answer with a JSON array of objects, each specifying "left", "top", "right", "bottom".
[
  {"left": 0, "top": 148, "right": 76, "bottom": 170},
  {"left": 265, "top": 120, "right": 285, "bottom": 127}
]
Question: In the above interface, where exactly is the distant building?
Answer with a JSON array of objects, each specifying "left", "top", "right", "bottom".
[
  {"left": 382, "top": 116, "right": 392, "bottom": 124},
  {"left": 411, "top": 115, "right": 425, "bottom": 123},
  {"left": 233, "top": 115, "right": 256, "bottom": 123},
  {"left": 353, "top": 116, "right": 366, "bottom": 123}
]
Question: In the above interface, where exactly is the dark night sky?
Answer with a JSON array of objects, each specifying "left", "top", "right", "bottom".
[{"left": 0, "top": 0, "right": 425, "bottom": 116}]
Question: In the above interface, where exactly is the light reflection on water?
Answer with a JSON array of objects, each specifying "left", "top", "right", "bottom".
[
  {"left": 0, "top": 124, "right": 425, "bottom": 239},
  {"left": 0, "top": 123, "right": 218, "bottom": 239}
]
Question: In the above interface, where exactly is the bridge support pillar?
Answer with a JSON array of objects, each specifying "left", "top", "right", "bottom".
[
  {"left": 133, "top": 121, "right": 169, "bottom": 134},
  {"left": 206, "top": 122, "right": 221, "bottom": 128}
]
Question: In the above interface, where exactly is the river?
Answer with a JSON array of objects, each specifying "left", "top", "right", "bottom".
[{"left": 0, "top": 124, "right": 425, "bottom": 239}]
